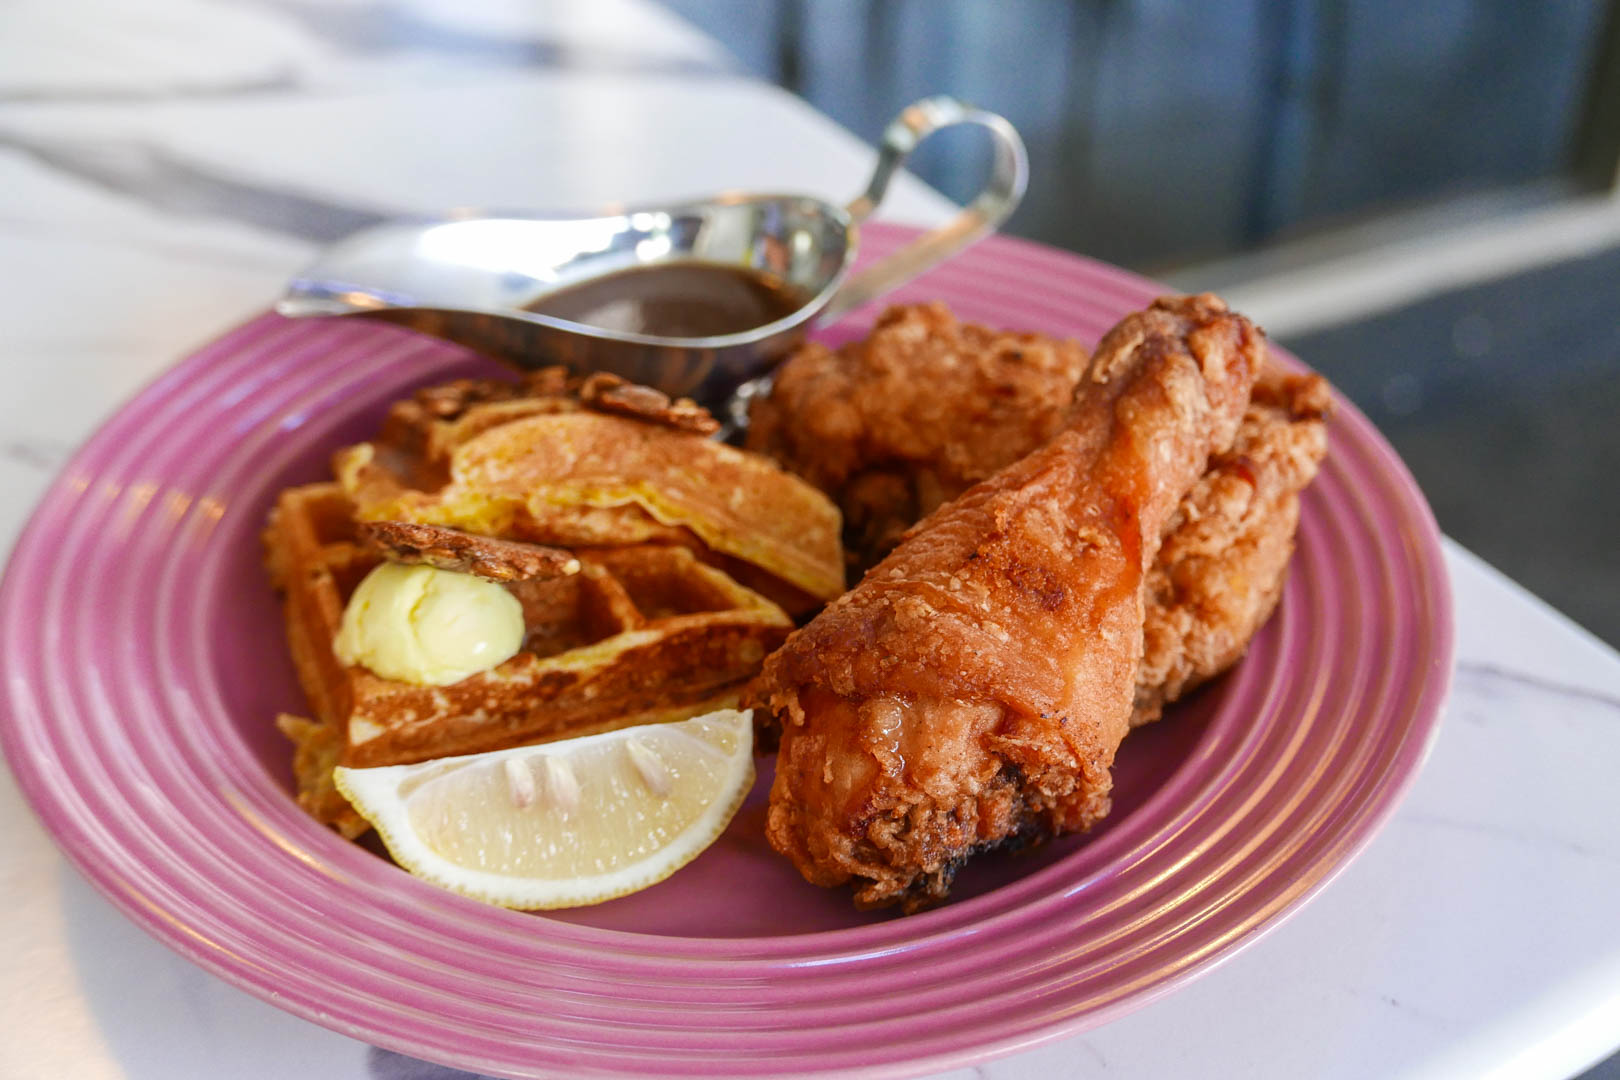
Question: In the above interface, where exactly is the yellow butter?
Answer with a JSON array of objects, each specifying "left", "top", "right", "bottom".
[{"left": 334, "top": 562, "right": 524, "bottom": 686}]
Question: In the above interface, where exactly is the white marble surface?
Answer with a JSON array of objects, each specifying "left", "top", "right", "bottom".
[{"left": 2, "top": 3, "right": 1618, "bottom": 1079}]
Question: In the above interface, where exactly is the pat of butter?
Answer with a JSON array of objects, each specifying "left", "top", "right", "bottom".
[{"left": 334, "top": 562, "right": 524, "bottom": 686}]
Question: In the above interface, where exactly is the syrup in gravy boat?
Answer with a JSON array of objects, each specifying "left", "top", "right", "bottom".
[{"left": 277, "top": 96, "right": 1027, "bottom": 404}]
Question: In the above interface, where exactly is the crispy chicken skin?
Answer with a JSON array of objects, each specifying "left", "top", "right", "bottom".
[
  {"left": 746, "top": 302, "right": 1089, "bottom": 574},
  {"left": 1134, "top": 372, "right": 1330, "bottom": 725},
  {"left": 745, "top": 295, "right": 1265, "bottom": 909},
  {"left": 749, "top": 303, "right": 1331, "bottom": 730}
]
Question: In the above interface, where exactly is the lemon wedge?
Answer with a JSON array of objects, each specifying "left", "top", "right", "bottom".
[{"left": 333, "top": 709, "right": 754, "bottom": 909}]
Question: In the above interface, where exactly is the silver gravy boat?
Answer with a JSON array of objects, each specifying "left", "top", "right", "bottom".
[{"left": 276, "top": 96, "right": 1026, "bottom": 404}]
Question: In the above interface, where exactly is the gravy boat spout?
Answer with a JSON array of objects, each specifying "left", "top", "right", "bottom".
[{"left": 277, "top": 96, "right": 1027, "bottom": 403}]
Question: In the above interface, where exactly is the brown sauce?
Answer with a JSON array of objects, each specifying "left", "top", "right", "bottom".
[{"left": 525, "top": 262, "right": 807, "bottom": 338}]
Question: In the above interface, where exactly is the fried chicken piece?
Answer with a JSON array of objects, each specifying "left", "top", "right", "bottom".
[
  {"left": 746, "top": 302, "right": 1089, "bottom": 573},
  {"left": 745, "top": 295, "right": 1265, "bottom": 910},
  {"left": 1134, "top": 372, "right": 1330, "bottom": 725},
  {"left": 576, "top": 372, "right": 721, "bottom": 435},
  {"left": 357, "top": 520, "right": 583, "bottom": 582},
  {"left": 748, "top": 303, "right": 1331, "bottom": 727}
]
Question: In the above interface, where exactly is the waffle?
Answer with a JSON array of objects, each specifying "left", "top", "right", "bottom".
[
  {"left": 266, "top": 481, "right": 793, "bottom": 836},
  {"left": 333, "top": 369, "right": 845, "bottom": 614}
]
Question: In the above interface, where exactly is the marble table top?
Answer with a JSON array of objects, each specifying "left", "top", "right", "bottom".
[{"left": 3, "top": 3, "right": 1618, "bottom": 1079}]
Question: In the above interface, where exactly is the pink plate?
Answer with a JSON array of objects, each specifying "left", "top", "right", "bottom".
[{"left": 0, "top": 225, "right": 1452, "bottom": 1078}]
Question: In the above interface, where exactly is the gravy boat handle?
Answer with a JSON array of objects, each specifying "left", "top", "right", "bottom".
[{"left": 821, "top": 96, "right": 1028, "bottom": 323}]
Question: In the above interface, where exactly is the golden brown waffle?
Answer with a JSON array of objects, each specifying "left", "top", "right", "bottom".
[
  {"left": 265, "top": 481, "right": 793, "bottom": 835},
  {"left": 333, "top": 369, "right": 844, "bottom": 614}
]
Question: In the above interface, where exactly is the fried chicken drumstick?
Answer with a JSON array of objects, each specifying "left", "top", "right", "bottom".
[
  {"left": 745, "top": 295, "right": 1266, "bottom": 909},
  {"left": 747, "top": 302, "right": 1330, "bottom": 729}
]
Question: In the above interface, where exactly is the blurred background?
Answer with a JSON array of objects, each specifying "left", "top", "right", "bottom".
[
  {"left": 665, "top": 0, "right": 1620, "bottom": 650},
  {"left": 673, "top": 0, "right": 1608, "bottom": 267}
]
